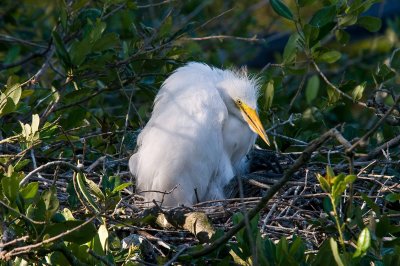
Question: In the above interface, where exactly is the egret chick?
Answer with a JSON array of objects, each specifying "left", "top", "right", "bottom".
[{"left": 129, "top": 62, "right": 270, "bottom": 206}]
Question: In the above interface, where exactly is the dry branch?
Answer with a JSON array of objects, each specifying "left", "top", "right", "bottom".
[{"left": 187, "top": 127, "right": 338, "bottom": 258}]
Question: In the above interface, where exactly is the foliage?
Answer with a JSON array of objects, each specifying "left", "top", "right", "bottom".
[{"left": 0, "top": 0, "right": 399, "bottom": 265}]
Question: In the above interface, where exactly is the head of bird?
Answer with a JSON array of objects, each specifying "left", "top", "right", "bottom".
[
  {"left": 217, "top": 74, "right": 270, "bottom": 146},
  {"left": 234, "top": 98, "right": 270, "bottom": 146}
]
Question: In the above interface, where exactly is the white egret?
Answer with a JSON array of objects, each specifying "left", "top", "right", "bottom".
[{"left": 129, "top": 62, "right": 270, "bottom": 206}]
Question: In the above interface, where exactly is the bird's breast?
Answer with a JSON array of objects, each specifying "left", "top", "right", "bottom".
[{"left": 222, "top": 115, "right": 256, "bottom": 172}]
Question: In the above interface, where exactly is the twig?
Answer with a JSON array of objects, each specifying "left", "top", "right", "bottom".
[
  {"left": 0, "top": 235, "right": 29, "bottom": 249},
  {"left": 0, "top": 199, "right": 46, "bottom": 225},
  {"left": 182, "top": 35, "right": 266, "bottom": 43},
  {"left": 358, "top": 132, "right": 400, "bottom": 162},
  {"left": 87, "top": 248, "right": 113, "bottom": 266},
  {"left": 186, "top": 127, "right": 338, "bottom": 258},
  {"left": 312, "top": 60, "right": 370, "bottom": 109},
  {"left": 347, "top": 96, "right": 400, "bottom": 154},
  {"left": 19, "top": 160, "right": 84, "bottom": 187},
  {"left": 137, "top": 0, "right": 177, "bottom": 8},
  {"left": 1, "top": 216, "right": 96, "bottom": 259},
  {"left": 164, "top": 246, "right": 188, "bottom": 266}
]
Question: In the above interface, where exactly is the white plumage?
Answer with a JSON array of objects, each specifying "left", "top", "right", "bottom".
[{"left": 129, "top": 62, "right": 269, "bottom": 206}]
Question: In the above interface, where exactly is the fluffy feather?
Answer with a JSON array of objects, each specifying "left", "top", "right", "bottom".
[{"left": 129, "top": 62, "right": 261, "bottom": 206}]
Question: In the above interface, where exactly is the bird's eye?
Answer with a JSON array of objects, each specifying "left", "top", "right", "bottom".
[{"left": 236, "top": 99, "right": 242, "bottom": 105}]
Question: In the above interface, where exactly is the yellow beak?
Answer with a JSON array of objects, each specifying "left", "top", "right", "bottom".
[{"left": 237, "top": 102, "right": 270, "bottom": 146}]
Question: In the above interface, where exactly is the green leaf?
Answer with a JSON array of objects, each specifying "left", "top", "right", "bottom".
[
  {"left": 303, "top": 24, "right": 320, "bottom": 48},
  {"left": 326, "top": 165, "right": 335, "bottom": 181},
  {"left": 20, "top": 182, "right": 39, "bottom": 200},
  {"left": 297, "top": 0, "right": 317, "bottom": 7},
  {"left": 92, "top": 33, "right": 119, "bottom": 52},
  {"left": 26, "top": 198, "right": 46, "bottom": 225},
  {"left": 317, "top": 174, "right": 331, "bottom": 193},
  {"left": 14, "top": 159, "right": 31, "bottom": 171},
  {"left": 61, "top": 208, "right": 75, "bottom": 220},
  {"left": 335, "top": 29, "right": 350, "bottom": 45},
  {"left": 0, "top": 82, "right": 21, "bottom": 116},
  {"left": 111, "top": 182, "right": 132, "bottom": 194},
  {"left": 98, "top": 223, "right": 109, "bottom": 252},
  {"left": 306, "top": 75, "right": 319, "bottom": 103},
  {"left": 311, "top": 239, "right": 335, "bottom": 265},
  {"left": 2, "top": 176, "right": 19, "bottom": 203},
  {"left": 264, "top": 81, "right": 274, "bottom": 110},
  {"left": 352, "top": 82, "right": 366, "bottom": 101},
  {"left": 59, "top": 0, "right": 68, "bottom": 30},
  {"left": 31, "top": 114, "right": 40, "bottom": 135},
  {"left": 75, "top": 172, "right": 100, "bottom": 213},
  {"left": 338, "top": 15, "right": 358, "bottom": 27},
  {"left": 385, "top": 193, "right": 400, "bottom": 202},
  {"left": 309, "top": 5, "right": 337, "bottom": 27},
  {"left": 283, "top": 33, "right": 299, "bottom": 63},
  {"left": 353, "top": 227, "right": 371, "bottom": 258},
  {"left": 42, "top": 186, "right": 60, "bottom": 220},
  {"left": 85, "top": 177, "right": 105, "bottom": 201},
  {"left": 361, "top": 193, "right": 380, "bottom": 215},
  {"left": 52, "top": 31, "right": 72, "bottom": 67},
  {"left": 330, "top": 238, "right": 344, "bottom": 266},
  {"left": 89, "top": 21, "right": 107, "bottom": 43},
  {"left": 270, "top": 0, "right": 293, "bottom": 20},
  {"left": 45, "top": 220, "right": 97, "bottom": 244},
  {"left": 344, "top": 174, "right": 357, "bottom": 184},
  {"left": 319, "top": 50, "right": 341, "bottom": 63},
  {"left": 327, "top": 85, "right": 341, "bottom": 104},
  {"left": 376, "top": 63, "right": 396, "bottom": 83},
  {"left": 6, "top": 82, "right": 22, "bottom": 106},
  {"left": 357, "top": 16, "right": 382, "bottom": 32},
  {"left": 390, "top": 48, "right": 400, "bottom": 70},
  {"left": 70, "top": 38, "right": 92, "bottom": 66}
]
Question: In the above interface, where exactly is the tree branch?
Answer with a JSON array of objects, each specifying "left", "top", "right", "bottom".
[{"left": 186, "top": 127, "right": 338, "bottom": 258}]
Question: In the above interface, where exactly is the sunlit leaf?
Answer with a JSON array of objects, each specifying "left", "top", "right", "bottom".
[
  {"left": 283, "top": 33, "right": 299, "bottom": 63},
  {"left": 306, "top": 75, "right": 319, "bottom": 103},
  {"left": 42, "top": 186, "right": 60, "bottom": 220},
  {"left": 75, "top": 172, "right": 100, "bottom": 213},
  {"left": 264, "top": 81, "right": 274, "bottom": 110},
  {"left": 330, "top": 238, "right": 344, "bottom": 266},
  {"left": 317, "top": 173, "right": 331, "bottom": 193},
  {"left": 111, "top": 182, "right": 132, "bottom": 194},
  {"left": 352, "top": 83, "right": 366, "bottom": 101},
  {"left": 318, "top": 50, "right": 341, "bottom": 63},
  {"left": 31, "top": 114, "right": 40, "bottom": 135},
  {"left": 20, "top": 182, "right": 39, "bottom": 200},
  {"left": 353, "top": 227, "right": 371, "bottom": 258}
]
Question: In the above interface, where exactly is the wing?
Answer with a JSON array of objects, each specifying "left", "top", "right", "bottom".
[{"left": 130, "top": 63, "right": 229, "bottom": 205}]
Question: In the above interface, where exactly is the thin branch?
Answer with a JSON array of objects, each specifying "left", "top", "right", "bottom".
[
  {"left": 87, "top": 248, "right": 114, "bottom": 266},
  {"left": 347, "top": 96, "right": 400, "bottom": 154},
  {"left": 186, "top": 127, "right": 338, "bottom": 258},
  {"left": 0, "top": 235, "right": 29, "bottom": 249},
  {"left": 358, "top": 134, "right": 400, "bottom": 162},
  {"left": 0, "top": 199, "right": 46, "bottom": 225},
  {"left": 1, "top": 216, "right": 96, "bottom": 259},
  {"left": 182, "top": 35, "right": 266, "bottom": 43},
  {"left": 312, "top": 60, "right": 371, "bottom": 109},
  {"left": 19, "top": 160, "right": 84, "bottom": 187},
  {"left": 164, "top": 246, "right": 188, "bottom": 266},
  {"left": 0, "top": 34, "right": 47, "bottom": 48},
  {"left": 137, "top": 0, "right": 177, "bottom": 9}
]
